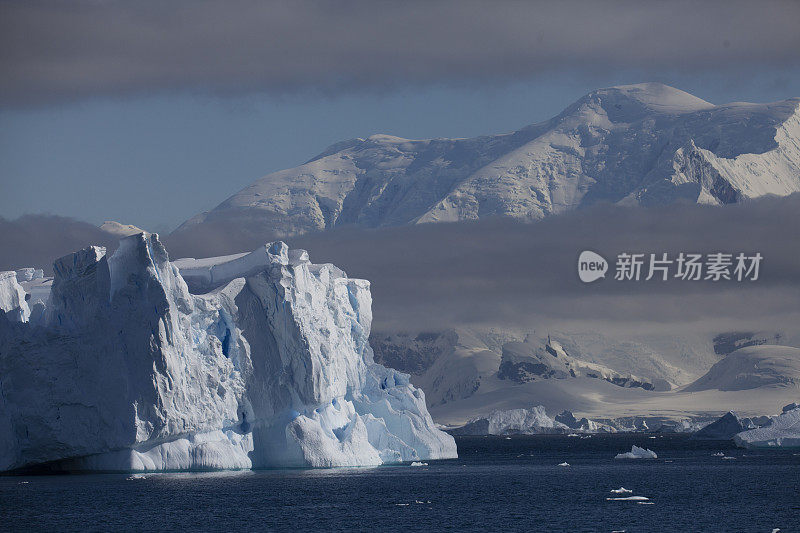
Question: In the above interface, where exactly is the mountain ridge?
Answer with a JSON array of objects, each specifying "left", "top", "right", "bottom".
[{"left": 176, "top": 83, "right": 800, "bottom": 239}]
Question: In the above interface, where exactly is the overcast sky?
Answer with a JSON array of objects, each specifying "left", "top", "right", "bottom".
[{"left": 1, "top": 1, "right": 800, "bottom": 230}]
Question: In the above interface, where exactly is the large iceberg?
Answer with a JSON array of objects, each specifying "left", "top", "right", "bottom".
[
  {"left": 0, "top": 233, "right": 456, "bottom": 471},
  {"left": 734, "top": 407, "right": 800, "bottom": 449}
]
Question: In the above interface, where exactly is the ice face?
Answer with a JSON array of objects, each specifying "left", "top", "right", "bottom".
[
  {"left": 0, "top": 233, "right": 456, "bottom": 472},
  {"left": 0, "top": 271, "right": 30, "bottom": 323}
]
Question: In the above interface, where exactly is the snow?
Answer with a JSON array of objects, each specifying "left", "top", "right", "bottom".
[
  {"left": 177, "top": 83, "right": 800, "bottom": 239},
  {"left": 614, "top": 446, "right": 657, "bottom": 459},
  {"left": 684, "top": 345, "right": 800, "bottom": 392},
  {"left": 99, "top": 221, "right": 145, "bottom": 238},
  {"left": 734, "top": 407, "right": 800, "bottom": 449},
  {"left": 0, "top": 234, "right": 456, "bottom": 472}
]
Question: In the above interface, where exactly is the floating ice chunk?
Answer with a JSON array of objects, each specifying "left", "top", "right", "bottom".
[
  {"left": 606, "top": 496, "right": 650, "bottom": 501},
  {"left": 722, "top": 456, "right": 736, "bottom": 460},
  {"left": 410, "top": 461, "right": 428, "bottom": 466},
  {"left": 558, "top": 462, "right": 570, "bottom": 467},
  {"left": 712, "top": 452, "right": 725, "bottom": 457},
  {"left": 637, "top": 502, "right": 655, "bottom": 505},
  {"left": 614, "top": 445, "right": 657, "bottom": 459},
  {"left": 610, "top": 487, "right": 633, "bottom": 494}
]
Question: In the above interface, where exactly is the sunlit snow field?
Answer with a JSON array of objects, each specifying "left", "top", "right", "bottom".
[{"left": 2, "top": 434, "right": 799, "bottom": 532}]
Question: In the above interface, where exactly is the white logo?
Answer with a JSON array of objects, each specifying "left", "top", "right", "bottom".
[{"left": 578, "top": 251, "right": 608, "bottom": 283}]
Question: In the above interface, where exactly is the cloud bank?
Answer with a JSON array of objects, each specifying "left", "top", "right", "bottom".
[
  {"left": 155, "top": 195, "right": 800, "bottom": 334},
  {"left": 3, "top": 198, "right": 799, "bottom": 334},
  {"left": 2, "top": 0, "right": 800, "bottom": 105}
]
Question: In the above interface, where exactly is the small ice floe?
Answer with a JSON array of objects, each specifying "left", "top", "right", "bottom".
[
  {"left": 567, "top": 433, "right": 580, "bottom": 437},
  {"left": 772, "top": 528, "right": 781, "bottom": 533},
  {"left": 614, "top": 445, "right": 657, "bottom": 459},
  {"left": 505, "top": 437, "right": 512, "bottom": 440},
  {"left": 18, "top": 481, "right": 29, "bottom": 484},
  {"left": 721, "top": 456, "right": 736, "bottom": 460},
  {"left": 637, "top": 502, "right": 655, "bottom": 505},
  {"left": 126, "top": 473, "right": 147, "bottom": 480},
  {"left": 580, "top": 435, "right": 592, "bottom": 439},
  {"left": 606, "top": 496, "right": 650, "bottom": 501},
  {"left": 395, "top": 503, "right": 410, "bottom": 507},
  {"left": 558, "top": 462, "right": 570, "bottom": 467},
  {"left": 410, "top": 461, "right": 428, "bottom": 467},
  {"left": 649, "top": 436, "right": 656, "bottom": 439},
  {"left": 610, "top": 487, "right": 633, "bottom": 494},
  {"left": 712, "top": 452, "right": 725, "bottom": 457}
]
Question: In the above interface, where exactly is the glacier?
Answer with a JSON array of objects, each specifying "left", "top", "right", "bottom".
[{"left": 0, "top": 233, "right": 456, "bottom": 472}]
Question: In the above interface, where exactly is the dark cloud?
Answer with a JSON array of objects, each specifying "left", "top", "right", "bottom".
[
  {"left": 2, "top": 0, "right": 800, "bottom": 106},
  {"left": 163, "top": 195, "right": 800, "bottom": 334}
]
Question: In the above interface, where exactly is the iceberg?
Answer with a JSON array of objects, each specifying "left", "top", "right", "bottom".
[
  {"left": 0, "top": 233, "right": 456, "bottom": 472},
  {"left": 692, "top": 411, "right": 757, "bottom": 440},
  {"left": 734, "top": 407, "right": 800, "bottom": 449},
  {"left": 614, "top": 445, "right": 658, "bottom": 459},
  {"left": 449, "top": 406, "right": 569, "bottom": 435}
]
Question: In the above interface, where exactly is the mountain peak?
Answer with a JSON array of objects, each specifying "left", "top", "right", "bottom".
[{"left": 584, "top": 83, "right": 715, "bottom": 116}]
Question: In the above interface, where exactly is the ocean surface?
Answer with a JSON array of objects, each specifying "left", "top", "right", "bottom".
[{"left": 2, "top": 434, "right": 799, "bottom": 532}]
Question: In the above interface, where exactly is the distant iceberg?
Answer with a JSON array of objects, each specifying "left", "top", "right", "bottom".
[
  {"left": 0, "top": 234, "right": 456, "bottom": 472},
  {"left": 692, "top": 411, "right": 757, "bottom": 440},
  {"left": 449, "top": 406, "right": 569, "bottom": 435},
  {"left": 734, "top": 407, "right": 800, "bottom": 449},
  {"left": 614, "top": 445, "right": 657, "bottom": 459}
]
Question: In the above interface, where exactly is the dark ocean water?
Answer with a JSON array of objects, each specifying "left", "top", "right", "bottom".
[{"left": 2, "top": 434, "right": 799, "bottom": 532}]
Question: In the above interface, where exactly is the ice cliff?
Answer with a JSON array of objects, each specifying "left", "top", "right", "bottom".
[{"left": 0, "top": 234, "right": 456, "bottom": 472}]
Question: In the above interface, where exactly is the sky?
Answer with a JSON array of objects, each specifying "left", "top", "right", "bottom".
[{"left": 2, "top": 0, "right": 800, "bottom": 231}]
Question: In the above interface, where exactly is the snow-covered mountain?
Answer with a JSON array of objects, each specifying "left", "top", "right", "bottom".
[
  {"left": 371, "top": 329, "right": 800, "bottom": 428},
  {"left": 177, "top": 83, "right": 800, "bottom": 238},
  {"left": 0, "top": 235, "right": 455, "bottom": 472}
]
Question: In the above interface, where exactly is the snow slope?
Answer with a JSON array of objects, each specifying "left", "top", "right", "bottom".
[
  {"left": 177, "top": 83, "right": 800, "bottom": 239},
  {"left": 0, "top": 234, "right": 455, "bottom": 472},
  {"left": 683, "top": 345, "right": 800, "bottom": 392}
]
